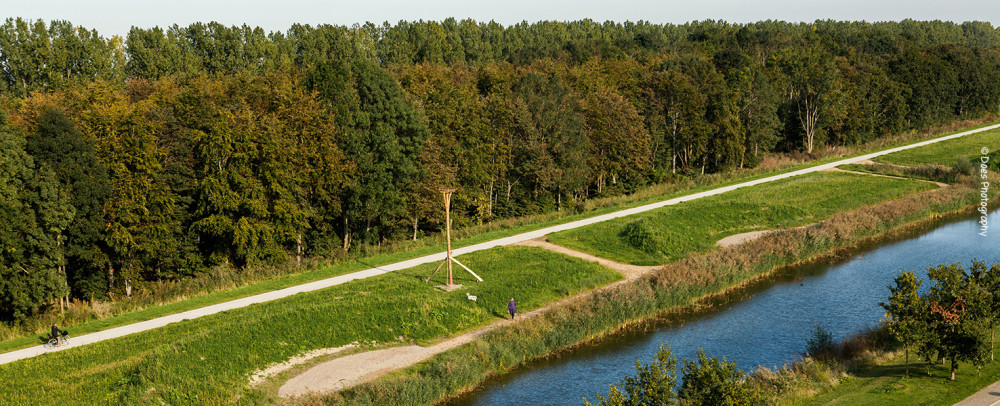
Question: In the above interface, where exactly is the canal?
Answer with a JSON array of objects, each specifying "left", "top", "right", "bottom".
[{"left": 451, "top": 209, "right": 1000, "bottom": 405}]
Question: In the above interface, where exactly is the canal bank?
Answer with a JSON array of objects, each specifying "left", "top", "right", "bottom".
[
  {"left": 453, "top": 204, "right": 1000, "bottom": 406},
  {"left": 301, "top": 179, "right": 995, "bottom": 406}
]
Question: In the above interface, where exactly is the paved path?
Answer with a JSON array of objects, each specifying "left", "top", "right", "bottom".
[
  {"left": 956, "top": 380, "right": 1000, "bottom": 406},
  {"left": 2, "top": 123, "right": 998, "bottom": 366}
]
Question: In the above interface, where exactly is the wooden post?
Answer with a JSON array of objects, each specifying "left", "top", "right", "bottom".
[
  {"left": 426, "top": 188, "right": 483, "bottom": 286},
  {"left": 442, "top": 188, "right": 456, "bottom": 286}
]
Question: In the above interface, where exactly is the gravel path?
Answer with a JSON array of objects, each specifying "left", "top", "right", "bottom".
[
  {"left": 513, "top": 237, "right": 659, "bottom": 280},
  {"left": 2, "top": 123, "right": 996, "bottom": 367},
  {"left": 955, "top": 380, "right": 1000, "bottom": 406},
  {"left": 276, "top": 242, "right": 649, "bottom": 398}
]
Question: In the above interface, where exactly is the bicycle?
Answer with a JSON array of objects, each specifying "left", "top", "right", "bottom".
[{"left": 43, "top": 332, "right": 70, "bottom": 349}]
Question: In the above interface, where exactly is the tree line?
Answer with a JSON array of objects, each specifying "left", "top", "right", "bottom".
[{"left": 1, "top": 18, "right": 999, "bottom": 321}]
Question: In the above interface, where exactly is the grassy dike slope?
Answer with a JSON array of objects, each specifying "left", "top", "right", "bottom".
[
  {"left": 304, "top": 178, "right": 983, "bottom": 405},
  {"left": 548, "top": 172, "right": 935, "bottom": 265},
  {"left": 873, "top": 127, "right": 999, "bottom": 167},
  {"left": 0, "top": 247, "right": 620, "bottom": 404}
]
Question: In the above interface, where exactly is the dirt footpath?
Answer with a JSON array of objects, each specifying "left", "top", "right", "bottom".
[
  {"left": 275, "top": 238, "right": 659, "bottom": 398},
  {"left": 513, "top": 237, "right": 659, "bottom": 280},
  {"left": 277, "top": 328, "right": 483, "bottom": 397}
]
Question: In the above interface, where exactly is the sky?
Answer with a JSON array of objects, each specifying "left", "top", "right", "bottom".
[{"left": 4, "top": 0, "right": 1000, "bottom": 38}]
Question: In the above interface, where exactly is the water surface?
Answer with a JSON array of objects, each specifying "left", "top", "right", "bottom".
[{"left": 451, "top": 210, "right": 1000, "bottom": 406}]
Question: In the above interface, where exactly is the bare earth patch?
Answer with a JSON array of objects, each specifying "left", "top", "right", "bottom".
[
  {"left": 249, "top": 344, "right": 356, "bottom": 387},
  {"left": 513, "top": 237, "right": 659, "bottom": 280},
  {"left": 716, "top": 230, "right": 779, "bottom": 248},
  {"left": 824, "top": 166, "right": 949, "bottom": 188},
  {"left": 277, "top": 332, "right": 482, "bottom": 397}
]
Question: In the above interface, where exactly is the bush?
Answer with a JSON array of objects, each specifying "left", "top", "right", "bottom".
[
  {"left": 585, "top": 346, "right": 764, "bottom": 406},
  {"left": 806, "top": 324, "right": 837, "bottom": 361},
  {"left": 953, "top": 156, "right": 975, "bottom": 175},
  {"left": 680, "top": 349, "right": 764, "bottom": 406},
  {"left": 618, "top": 219, "right": 660, "bottom": 253}
]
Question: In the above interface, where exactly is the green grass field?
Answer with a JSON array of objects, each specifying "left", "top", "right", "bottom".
[
  {"left": 547, "top": 172, "right": 935, "bottom": 266},
  {"left": 786, "top": 335, "right": 1000, "bottom": 406},
  {"left": 875, "top": 127, "right": 1000, "bottom": 167},
  {"left": 0, "top": 246, "right": 620, "bottom": 405}
]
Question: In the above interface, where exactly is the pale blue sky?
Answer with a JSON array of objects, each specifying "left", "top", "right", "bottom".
[{"left": 5, "top": 0, "right": 999, "bottom": 38}]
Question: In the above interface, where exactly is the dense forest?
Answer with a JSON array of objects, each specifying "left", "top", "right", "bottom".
[{"left": 1, "top": 18, "right": 999, "bottom": 321}]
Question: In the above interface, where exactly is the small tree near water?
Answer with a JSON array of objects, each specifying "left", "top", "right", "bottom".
[
  {"left": 585, "top": 345, "right": 763, "bottom": 406},
  {"left": 584, "top": 344, "right": 679, "bottom": 406},
  {"left": 806, "top": 324, "right": 836, "bottom": 361},
  {"left": 922, "top": 263, "right": 990, "bottom": 381},
  {"left": 680, "top": 350, "right": 763, "bottom": 406},
  {"left": 879, "top": 270, "right": 928, "bottom": 377},
  {"left": 969, "top": 260, "right": 1000, "bottom": 361}
]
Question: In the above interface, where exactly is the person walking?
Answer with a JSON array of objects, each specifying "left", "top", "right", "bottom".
[{"left": 507, "top": 298, "right": 517, "bottom": 319}]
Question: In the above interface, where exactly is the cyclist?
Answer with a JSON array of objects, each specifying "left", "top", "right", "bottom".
[{"left": 50, "top": 324, "right": 66, "bottom": 346}]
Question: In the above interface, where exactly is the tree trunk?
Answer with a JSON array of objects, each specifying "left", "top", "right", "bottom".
[
  {"left": 799, "top": 96, "right": 820, "bottom": 154},
  {"left": 905, "top": 347, "right": 909, "bottom": 378},
  {"left": 342, "top": 216, "right": 350, "bottom": 251},
  {"left": 412, "top": 216, "right": 419, "bottom": 241},
  {"left": 296, "top": 234, "right": 302, "bottom": 267},
  {"left": 670, "top": 112, "right": 678, "bottom": 174},
  {"left": 487, "top": 180, "right": 494, "bottom": 218},
  {"left": 950, "top": 357, "right": 957, "bottom": 381}
]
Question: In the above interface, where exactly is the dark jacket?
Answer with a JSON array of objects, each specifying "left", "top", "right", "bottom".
[
  {"left": 51, "top": 325, "right": 64, "bottom": 339},
  {"left": 507, "top": 299, "right": 517, "bottom": 315}
]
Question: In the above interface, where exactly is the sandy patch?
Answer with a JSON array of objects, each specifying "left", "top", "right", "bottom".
[
  {"left": 825, "top": 166, "right": 949, "bottom": 188},
  {"left": 249, "top": 345, "right": 355, "bottom": 387},
  {"left": 716, "top": 230, "right": 778, "bottom": 248},
  {"left": 513, "top": 238, "right": 659, "bottom": 280}
]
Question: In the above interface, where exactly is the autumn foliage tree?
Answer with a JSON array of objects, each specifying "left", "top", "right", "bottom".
[{"left": 880, "top": 271, "right": 928, "bottom": 377}]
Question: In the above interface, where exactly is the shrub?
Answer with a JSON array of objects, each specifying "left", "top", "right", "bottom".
[
  {"left": 680, "top": 349, "right": 765, "bottom": 406},
  {"left": 618, "top": 219, "right": 660, "bottom": 253},
  {"left": 807, "top": 324, "right": 837, "bottom": 361},
  {"left": 953, "top": 156, "right": 975, "bottom": 175}
]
